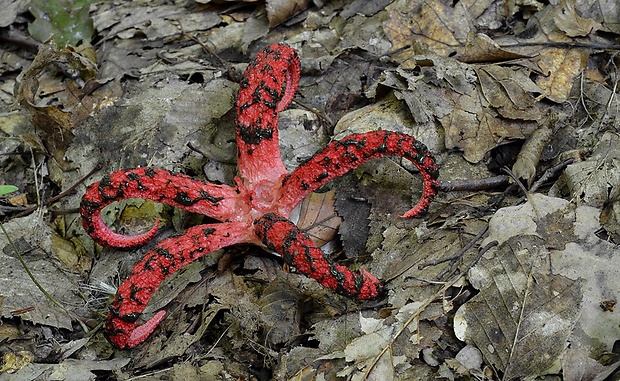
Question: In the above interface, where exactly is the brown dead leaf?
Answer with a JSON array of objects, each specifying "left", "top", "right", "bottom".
[
  {"left": 455, "top": 235, "right": 582, "bottom": 380},
  {"left": 442, "top": 96, "right": 538, "bottom": 163},
  {"left": 293, "top": 190, "right": 342, "bottom": 248},
  {"left": 0, "top": 351, "right": 34, "bottom": 374},
  {"left": 512, "top": 126, "right": 553, "bottom": 187},
  {"left": 266, "top": 0, "right": 312, "bottom": 28},
  {"left": 483, "top": 193, "right": 620, "bottom": 360},
  {"left": 452, "top": 33, "right": 533, "bottom": 63},
  {"left": 554, "top": 0, "right": 602, "bottom": 37},
  {"left": 50, "top": 232, "right": 92, "bottom": 275},
  {"left": 257, "top": 280, "right": 301, "bottom": 347},
  {"left": 384, "top": 0, "right": 473, "bottom": 59},
  {"left": 371, "top": 57, "right": 541, "bottom": 163},
  {"left": 15, "top": 41, "right": 101, "bottom": 171},
  {"left": 94, "top": 4, "right": 221, "bottom": 41},
  {"left": 555, "top": 131, "right": 620, "bottom": 209},
  {"left": 383, "top": 1, "right": 541, "bottom": 64},
  {"left": 333, "top": 176, "right": 371, "bottom": 260},
  {"left": 476, "top": 65, "right": 543, "bottom": 120},
  {"left": 600, "top": 200, "right": 620, "bottom": 244},
  {"left": 0, "top": 214, "right": 81, "bottom": 331},
  {"left": 534, "top": 47, "right": 588, "bottom": 103}
]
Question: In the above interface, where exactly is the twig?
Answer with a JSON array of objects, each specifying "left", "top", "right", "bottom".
[
  {"left": 438, "top": 175, "right": 510, "bottom": 192},
  {"left": 529, "top": 158, "right": 574, "bottom": 193},
  {"left": 187, "top": 142, "right": 236, "bottom": 165},
  {"left": 175, "top": 21, "right": 228, "bottom": 70},
  {"left": 292, "top": 98, "right": 334, "bottom": 127},
  {"left": 10, "top": 163, "right": 102, "bottom": 219},
  {"left": 418, "top": 224, "right": 489, "bottom": 270},
  {"left": 419, "top": 159, "right": 574, "bottom": 279}
]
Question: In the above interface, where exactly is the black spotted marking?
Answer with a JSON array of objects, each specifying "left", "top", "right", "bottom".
[
  {"left": 143, "top": 255, "right": 157, "bottom": 271},
  {"left": 238, "top": 123, "right": 274, "bottom": 145},
  {"left": 174, "top": 191, "right": 195, "bottom": 206},
  {"left": 80, "top": 199, "right": 102, "bottom": 216},
  {"left": 145, "top": 167, "right": 158, "bottom": 178},
  {"left": 314, "top": 172, "right": 329, "bottom": 183},
  {"left": 98, "top": 175, "right": 125, "bottom": 202},
  {"left": 156, "top": 247, "right": 175, "bottom": 261},
  {"left": 128, "top": 284, "right": 144, "bottom": 304},
  {"left": 119, "top": 312, "right": 142, "bottom": 323},
  {"left": 202, "top": 191, "right": 225, "bottom": 204},
  {"left": 127, "top": 172, "right": 148, "bottom": 190},
  {"left": 377, "top": 132, "right": 389, "bottom": 153},
  {"left": 320, "top": 156, "right": 332, "bottom": 167},
  {"left": 189, "top": 247, "right": 205, "bottom": 259},
  {"left": 262, "top": 83, "right": 281, "bottom": 109},
  {"left": 158, "top": 261, "right": 172, "bottom": 277},
  {"left": 176, "top": 250, "right": 186, "bottom": 264}
]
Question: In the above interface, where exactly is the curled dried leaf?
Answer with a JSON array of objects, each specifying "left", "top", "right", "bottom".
[
  {"left": 293, "top": 190, "right": 342, "bottom": 248},
  {"left": 512, "top": 127, "right": 552, "bottom": 187}
]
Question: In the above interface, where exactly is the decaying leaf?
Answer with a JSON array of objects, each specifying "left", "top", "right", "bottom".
[
  {"left": 534, "top": 46, "right": 588, "bottom": 103},
  {"left": 0, "top": 351, "right": 34, "bottom": 374},
  {"left": 441, "top": 93, "right": 538, "bottom": 163},
  {"left": 475, "top": 65, "right": 543, "bottom": 120},
  {"left": 15, "top": 40, "right": 100, "bottom": 172},
  {"left": 384, "top": 0, "right": 473, "bottom": 59},
  {"left": 555, "top": 131, "right": 620, "bottom": 208},
  {"left": 372, "top": 56, "right": 541, "bottom": 163},
  {"left": 3, "top": 0, "right": 620, "bottom": 377},
  {"left": 0, "top": 214, "right": 82, "bottom": 331},
  {"left": 291, "top": 190, "right": 342, "bottom": 248},
  {"left": 334, "top": 176, "right": 371, "bottom": 259},
  {"left": 512, "top": 126, "right": 553, "bottom": 187},
  {"left": 257, "top": 280, "right": 301, "bottom": 348},
  {"left": 554, "top": 0, "right": 602, "bottom": 37},
  {"left": 482, "top": 193, "right": 620, "bottom": 361},
  {"left": 600, "top": 200, "right": 620, "bottom": 243},
  {"left": 454, "top": 235, "right": 582, "bottom": 380},
  {"left": 0, "top": 357, "right": 130, "bottom": 379},
  {"left": 94, "top": 3, "right": 222, "bottom": 42},
  {"left": 266, "top": 0, "right": 312, "bottom": 28}
]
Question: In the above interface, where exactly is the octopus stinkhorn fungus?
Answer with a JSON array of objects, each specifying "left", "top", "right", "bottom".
[{"left": 80, "top": 43, "right": 439, "bottom": 349}]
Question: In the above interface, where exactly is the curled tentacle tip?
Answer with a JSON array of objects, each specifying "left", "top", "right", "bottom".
[
  {"left": 92, "top": 217, "right": 160, "bottom": 249},
  {"left": 399, "top": 208, "right": 425, "bottom": 219},
  {"left": 126, "top": 310, "right": 167, "bottom": 348},
  {"left": 357, "top": 269, "right": 383, "bottom": 300}
]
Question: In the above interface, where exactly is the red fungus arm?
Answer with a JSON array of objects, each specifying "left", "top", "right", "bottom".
[
  {"left": 105, "top": 222, "right": 252, "bottom": 349},
  {"left": 253, "top": 213, "right": 382, "bottom": 300},
  {"left": 276, "top": 130, "right": 439, "bottom": 218},
  {"left": 80, "top": 167, "right": 239, "bottom": 248},
  {"left": 235, "top": 43, "right": 300, "bottom": 187}
]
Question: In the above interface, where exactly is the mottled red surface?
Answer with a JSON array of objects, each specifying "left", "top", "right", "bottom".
[{"left": 80, "top": 43, "right": 439, "bottom": 349}]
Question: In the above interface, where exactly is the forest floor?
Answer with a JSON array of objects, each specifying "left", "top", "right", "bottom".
[{"left": 1, "top": 0, "right": 620, "bottom": 380}]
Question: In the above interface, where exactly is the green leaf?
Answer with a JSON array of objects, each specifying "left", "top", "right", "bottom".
[
  {"left": 28, "top": 0, "right": 99, "bottom": 47},
  {"left": 0, "top": 185, "right": 19, "bottom": 196}
]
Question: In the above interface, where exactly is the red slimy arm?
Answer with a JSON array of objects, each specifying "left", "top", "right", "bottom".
[
  {"left": 105, "top": 222, "right": 252, "bottom": 349},
  {"left": 80, "top": 167, "right": 239, "bottom": 248},
  {"left": 276, "top": 131, "right": 439, "bottom": 218},
  {"left": 235, "top": 43, "right": 300, "bottom": 187},
  {"left": 253, "top": 213, "right": 382, "bottom": 300}
]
